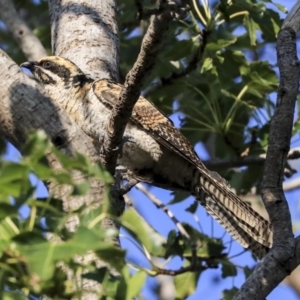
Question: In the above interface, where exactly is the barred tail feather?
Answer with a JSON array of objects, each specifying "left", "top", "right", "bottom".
[
  {"left": 194, "top": 173, "right": 273, "bottom": 259},
  {"left": 197, "top": 190, "right": 270, "bottom": 259}
]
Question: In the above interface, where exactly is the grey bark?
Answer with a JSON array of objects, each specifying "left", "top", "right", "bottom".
[
  {"left": 0, "top": 0, "right": 47, "bottom": 60},
  {"left": 0, "top": 0, "right": 121, "bottom": 298},
  {"left": 48, "top": 1, "right": 121, "bottom": 298},
  {"left": 0, "top": 48, "right": 109, "bottom": 300},
  {"left": 49, "top": 0, "right": 119, "bottom": 81}
]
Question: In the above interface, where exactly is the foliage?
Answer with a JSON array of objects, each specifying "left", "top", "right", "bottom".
[
  {"left": 117, "top": 0, "right": 284, "bottom": 194},
  {"left": 0, "top": 132, "right": 232, "bottom": 299},
  {"left": 0, "top": 0, "right": 296, "bottom": 299}
]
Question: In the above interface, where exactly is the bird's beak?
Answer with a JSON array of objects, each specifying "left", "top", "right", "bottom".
[{"left": 20, "top": 61, "right": 37, "bottom": 71}]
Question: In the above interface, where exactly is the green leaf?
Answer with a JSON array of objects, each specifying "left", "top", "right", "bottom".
[
  {"left": 244, "top": 266, "right": 253, "bottom": 279},
  {"left": 244, "top": 15, "right": 256, "bottom": 46},
  {"left": 0, "top": 218, "right": 20, "bottom": 242},
  {"left": 120, "top": 209, "right": 165, "bottom": 255},
  {"left": 15, "top": 227, "right": 119, "bottom": 281},
  {"left": 71, "top": 181, "right": 90, "bottom": 196},
  {"left": 206, "top": 38, "right": 237, "bottom": 51},
  {"left": 174, "top": 270, "right": 201, "bottom": 299},
  {"left": 168, "top": 191, "right": 189, "bottom": 204},
  {"left": 185, "top": 201, "right": 198, "bottom": 214},
  {"left": 95, "top": 246, "right": 126, "bottom": 272},
  {"left": 0, "top": 204, "right": 18, "bottom": 220},
  {"left": 0, "top": 163, "right": 29, "bottom": 183},
  {"left": 271, "top": 2, "right": 287, "bottom": 13},
  {"left": 126, "top": 271, "right": 146, "bottom": 299},
  {"left": 22, "top": 130, "right": 49, "bottom": 160},
  {"left": 222, "top": 287, "right": 239, "bottom": 299},
  {"left": 221, "top": 261, "right": 237, "bottom": 278},
  {"left": 163, "top": 226, "right": 225, "bottom": 259},
  {"left": 3, "top": 291, "right": 28, "bottom": 300},
  {"left": 164, "top": 39, "right": 194, "bottom": 61}
]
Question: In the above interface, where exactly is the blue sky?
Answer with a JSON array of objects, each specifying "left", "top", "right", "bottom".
[{"left": 3, "top": 0, "right": 300, "bottom": 299}]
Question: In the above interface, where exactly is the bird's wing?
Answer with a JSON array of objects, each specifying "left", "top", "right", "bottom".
[{"left": 93, "top": 79, "right": 204, "bottom": 168}]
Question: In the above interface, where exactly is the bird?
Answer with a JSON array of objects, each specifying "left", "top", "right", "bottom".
[{"left": 21, "top": 56, "right": 273, "bottom": 259}]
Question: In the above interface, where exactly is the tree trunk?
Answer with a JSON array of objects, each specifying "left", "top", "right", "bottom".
[{"left": 0, "top": 0, "right": 120, "bottom": 298}]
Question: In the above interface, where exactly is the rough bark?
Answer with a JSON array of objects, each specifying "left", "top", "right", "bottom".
[
  {"left": 0, "top": 0, "right": 120, "bottom": 298},
  {"left": 0, "top": 48, "right": 110, "bottom": 299},
  {"left": 234, "top": 1, "right": 300, "bottom": 299},
  {"left": 48, "top": 1, "right": 121, "bottom": 298},
  {"left": 101, "top": 3, "right": 186, "bottom": 174},
  {"left": 47, "top": 0, "right": 120, "bottom": 220}
]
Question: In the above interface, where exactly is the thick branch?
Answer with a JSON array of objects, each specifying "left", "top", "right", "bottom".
[
  {"left": 49, "top": 0, "right": 119, "bottom": 81},
  {"left": 234, "top": 1, "right": 300, "bottom": 299},
  {"left": 101, "top": 3, "right": 186, "bottom": 174},
  {"left": 47, "top": 1, "right": 121, "bottom": 297},
  {"left": 263, "top": 23, "right": 298, "bottom": 249},
  {"left": 0, "top": 51, "right": 110, "bottom": 236},
  {"left": 0, "top": 0, "right": 47, "bottom": 60}
]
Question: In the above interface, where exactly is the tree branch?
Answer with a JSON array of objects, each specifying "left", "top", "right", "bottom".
[
  {"left": 101, "top": 1, "right": 187, "bottom": 174},
  {"left": 136, "top": 183, "right": 197, "bottom": 266},
  {"left": 47, "top": 1, "right": 122, "bottom": 297},
  {"left": 204, "top": 147, "right": 300, "bottom": 171},
  {"left": 0, "top": 0, "right": 47, "bottom": 60},
  {"left": 204, "top": 156, "right": 265, "bottom": 169},
  {"left": 234, "top": 1, "right": 300, "bottom": 298},
  {"left": 0, "top": 50, "right": 109, "bottom": 234}
]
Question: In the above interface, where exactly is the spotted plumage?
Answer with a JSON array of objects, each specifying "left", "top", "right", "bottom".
[{"left": 21, "top": 56, "right": 273, "bottom": 259}]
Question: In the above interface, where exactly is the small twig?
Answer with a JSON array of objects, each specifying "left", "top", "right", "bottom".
[
  {"left": 130, "top": 183, "right": 222, "bottom": 277},
  {"left": 154, "top": 263, "right": 208, "bottom": 276},
  {"left": 153, "top": 255, "right": 222, "bottom": 276},
  {"left": 136, "top": 183, "right": 190, "bottom": 240},
  {"left": 136, "top": 183, "right": 198, "bottom": 267},
  {"left": 204, "top": 147, "right": 300, "bottom": 170},
  {"left": 122, "top": 7, "right": 162, "bottom": 29},
  {"left": 0, "top": 0, "right": 47, "bottom": 60},
  {"left": 101, "top": 1, "right": 187, "bottom": 175},
  {"left": 204, "top": 156, "right": 265, "bottom": 169},
  {"left": 135, "top": 183, "right": 196, "bottom": 244},
  {"left": 123, "top": 193, "right": 133, "bottom": 207}
]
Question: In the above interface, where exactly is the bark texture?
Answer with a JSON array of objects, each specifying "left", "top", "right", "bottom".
[
  {"left": 101, "top": 10, "right": 175, "bottom": 173},
  {"left": 0, "top": 0, "right": 121, "bottom": 298},
  {"left": 49, "top": 0, "right": 119, "bottom": 81},
  {"left": 48, "top": 1, "right": 121, "bottom": 298},
  {"left": 234, "top": 1, "right": 300, "bottom": 299}
]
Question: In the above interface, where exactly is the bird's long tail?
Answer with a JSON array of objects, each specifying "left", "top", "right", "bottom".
[{"left": 193, "top": 168, "right": 273, "bottom": 259}]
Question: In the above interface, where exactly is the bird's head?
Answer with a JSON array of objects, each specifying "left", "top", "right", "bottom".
[{"left": 20, "top": 56, "right": 93, "bottom": 89}]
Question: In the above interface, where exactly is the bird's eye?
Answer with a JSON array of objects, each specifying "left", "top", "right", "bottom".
[{"left": 42, "top": 61, "right": 52, "bottom": 69}]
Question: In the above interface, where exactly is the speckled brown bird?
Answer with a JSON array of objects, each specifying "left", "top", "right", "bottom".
[{"left": 21, "top": 56, "right": 273, "bottom": 259}]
